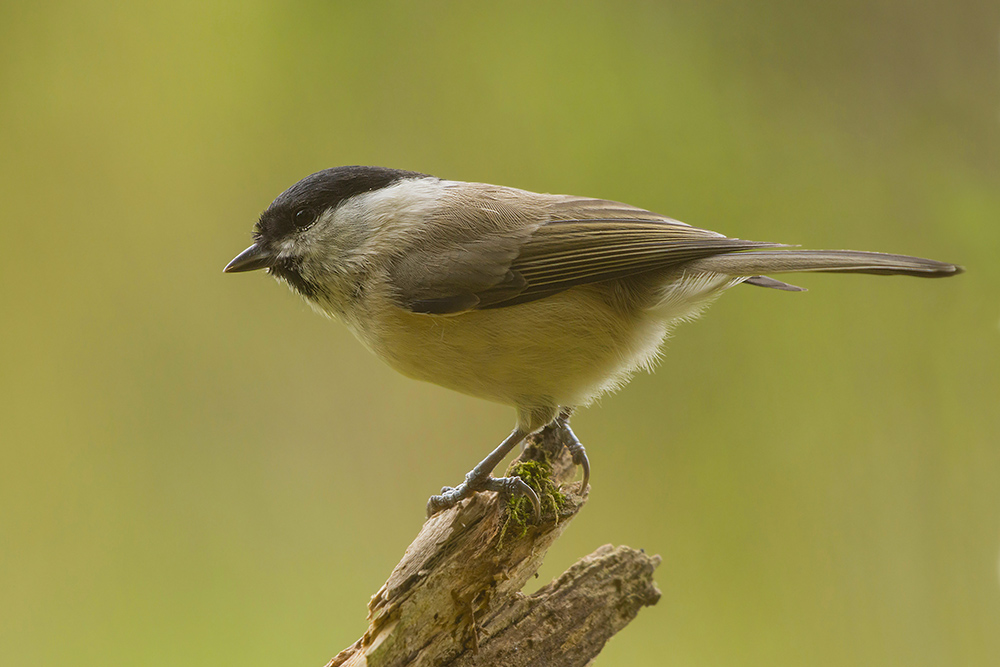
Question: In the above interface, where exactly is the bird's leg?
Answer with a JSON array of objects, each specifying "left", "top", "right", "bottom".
[
  {"left": 426, "top": 427, "right": 541, "bottom": 519},
  {"left": 557, "top": 408, "right": 590, "bottom": 492}
]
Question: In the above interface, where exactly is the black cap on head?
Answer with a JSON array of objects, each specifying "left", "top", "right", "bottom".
[{"left": 254, "top": 166, "right": 429, "bottom": 244}]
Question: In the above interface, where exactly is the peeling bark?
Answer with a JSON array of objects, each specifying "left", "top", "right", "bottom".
[{"left": 327, "top": 424, "right": 661, "bottom": 667}]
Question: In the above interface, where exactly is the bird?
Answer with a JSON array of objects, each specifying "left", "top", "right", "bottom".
[{"left": 224, "top": 165, "right": 962, "bottom": 519}]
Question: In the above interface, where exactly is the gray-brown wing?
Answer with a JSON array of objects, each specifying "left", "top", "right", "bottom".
[
  {"left": 390, "top": 235, "right": 531, "bottom": 314},
  {"left": 392, "top": 190, "right": 779, "bottom": 314},
  {"left": 388, "top": 184, "right": 542, "bottom": 314}
]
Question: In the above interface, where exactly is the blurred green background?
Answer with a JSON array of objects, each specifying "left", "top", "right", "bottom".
[{"left": 1, "top": 1, "right": 997, "bottom": 665}]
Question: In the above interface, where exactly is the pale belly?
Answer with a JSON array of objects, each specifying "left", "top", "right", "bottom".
[{"left": 339, "top": 273, "right": 737, "bottom": 421}]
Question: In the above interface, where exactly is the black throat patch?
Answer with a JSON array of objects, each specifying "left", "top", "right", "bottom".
[{"left": 268, "top": 258, "right": 319, "bottom": 299}]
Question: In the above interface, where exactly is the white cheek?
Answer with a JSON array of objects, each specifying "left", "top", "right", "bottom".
[
  {"left": 308, "top": 177, "right": 448, "bottom": 266},
  {"left": 347, "top": 177, "right": 446, "bottom": 229},
  {"left": 277, "top": 176, "right": 448, "bottom": 304},
  {"left": 334, "top": 177, "right": 446, "bottom": 248},
  {"left": 276, "top": 209, "right": 358, "bottom": 272}
]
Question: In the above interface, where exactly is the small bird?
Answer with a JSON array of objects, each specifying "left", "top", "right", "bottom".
[{"left": 225, "top": 166, "right": 962, "bottom": 518}]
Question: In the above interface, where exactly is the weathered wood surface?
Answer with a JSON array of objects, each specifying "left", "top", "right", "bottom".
[{"left": 327, "top": 425, "right": 661, "bottom": 667}]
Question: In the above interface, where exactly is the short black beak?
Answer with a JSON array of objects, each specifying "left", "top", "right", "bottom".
[{"left": 224, "top": 244, "right": 275, "bottom": 273}]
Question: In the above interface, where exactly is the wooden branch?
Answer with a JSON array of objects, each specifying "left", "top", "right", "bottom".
[{"left": 327, "top": 424, "right": 661, "bottom": 667}]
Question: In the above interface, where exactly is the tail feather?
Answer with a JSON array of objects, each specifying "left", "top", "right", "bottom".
[
  {"left": 743, "top": 275, "right": 807, "bottom": 291},
  {"left": 691, "top": 249, "right": 963, "bottom": 279}
]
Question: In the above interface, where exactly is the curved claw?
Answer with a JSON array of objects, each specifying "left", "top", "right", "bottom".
[
  {"left": 427, "top": 427, "right": 533, "bottom": 519},
  {"left": 575, "top": 449, "right": 591, "bottom": 493},
  {"left": 559, "top": 416, "right": 591, "bottom": 493},
  {"left": 511, "top": 477, "right": 541, "bottom": 522},
  {"left": 484, "top": 475, "right": 540, "bottom": 521},
  {"left": 426, "top": 474, "right": 541, "bottom": 522}
]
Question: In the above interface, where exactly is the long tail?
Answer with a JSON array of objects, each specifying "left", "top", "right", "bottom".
[{"left": 689, "top": 249, "right": 963, "bottom": 280}]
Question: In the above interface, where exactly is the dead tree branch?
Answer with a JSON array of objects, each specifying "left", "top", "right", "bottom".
[{"left": 327, "top": 425, "right": 661, "bottom": 667}]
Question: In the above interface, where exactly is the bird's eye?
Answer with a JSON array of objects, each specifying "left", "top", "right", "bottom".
[{"left": 294, "top": 208, "right": 316, "bottom": 229}]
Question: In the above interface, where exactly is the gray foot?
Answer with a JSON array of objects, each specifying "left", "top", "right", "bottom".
[{"left": 426, "top": 473, "right": 541, "bottom": 519}]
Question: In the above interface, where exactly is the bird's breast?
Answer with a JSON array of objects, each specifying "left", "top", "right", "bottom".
[{"left": 339, "top": 283, "right": 673, "bottom": 412}]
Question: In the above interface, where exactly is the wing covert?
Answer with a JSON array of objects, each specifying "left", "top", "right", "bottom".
[{"left": 389, "top": 188, "right": 778, "bottom": 313}]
